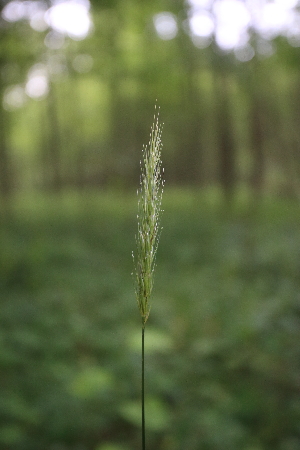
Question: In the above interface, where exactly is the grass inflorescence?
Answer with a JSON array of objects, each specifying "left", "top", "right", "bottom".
[{"left": 133, "top": 106, "right": 164, "bottom": 328}]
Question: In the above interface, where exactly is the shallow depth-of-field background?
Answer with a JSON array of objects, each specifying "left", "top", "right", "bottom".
[
  {"left": 1, "top": 189, "right": 300, "bottom": 450},
  {"left": 1, "top": 0, "right": 300, "bottom": 448}
]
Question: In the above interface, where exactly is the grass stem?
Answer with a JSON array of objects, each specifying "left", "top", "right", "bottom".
[{"left": 142, "top": 325, "right": 145, "bottom": 450}]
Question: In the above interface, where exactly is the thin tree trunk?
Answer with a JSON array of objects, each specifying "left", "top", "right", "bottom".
[
  {"left": 249, "top": 100, "right": 265, "bottom": 194},
  {"left": 0, "top": 74, "right": 12, "bottom": 203},
  {"left": 46, "top": 85, "right": 63, "bottom": 192},
  {"left": 217, "top": 74, "right": 236, "bottom": 200}
]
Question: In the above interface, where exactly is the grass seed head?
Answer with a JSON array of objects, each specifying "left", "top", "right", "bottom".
[{"left": 133, "top": 106, "right": 164, "bottom": 327}]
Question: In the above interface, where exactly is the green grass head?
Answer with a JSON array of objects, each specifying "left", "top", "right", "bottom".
[{"left": 133, "top": 106, "right": 164, "bottom": 327}]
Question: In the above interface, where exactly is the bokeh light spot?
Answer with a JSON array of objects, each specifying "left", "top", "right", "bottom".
[
  {"left": 44, "top": 31, "right": 65, "bottom": 49},
  {"left": 25, "top": 65, "right": 49, "bottom": 100},
  {"left": 234, "top": 44, "right": 255, "bottom": 62},
  {"left": 45, "top": 0, "right": 92, "bottom": 40},
  {"left": 189, "top": 11, "right": 214, "bottom": 37},
  {"left": 2, "top": 1, "right": 26, "bottom": 22},
  {"left": 3, "top": 85, "right": 26, "bottom": 111},
  {"left": 153, "top": 12, "right": 178, "bottom": 40}
]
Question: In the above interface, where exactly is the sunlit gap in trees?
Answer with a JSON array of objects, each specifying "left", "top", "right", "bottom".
[
  {"left": 2, "top": 0, "right": 93, "bottom": 109},
  {"left": 2, "top": 0, "right": 92, "bottom": 38},
  {"left": 3, "top": 0, "right": 300, "bottom": 110},
  {"left": 154, "top": 0, "right": 300, "bottom": 61}
]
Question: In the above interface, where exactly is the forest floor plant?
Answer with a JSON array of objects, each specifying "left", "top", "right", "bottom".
[{"left": 133, "top": 105, "right": 164, "bottom": 450}]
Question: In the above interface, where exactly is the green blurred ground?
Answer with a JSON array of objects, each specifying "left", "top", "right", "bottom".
[{"left": 0, "top": 188, "right": 300, "bottom": 450}]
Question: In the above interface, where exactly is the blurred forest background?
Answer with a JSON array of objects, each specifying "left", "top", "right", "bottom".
[{"left": 1, "top": 0, "right": 300, "bottom": 449}]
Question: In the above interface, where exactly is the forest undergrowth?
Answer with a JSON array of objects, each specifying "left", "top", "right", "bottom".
[{"left": 0, "top": 188, "right": 299, "bottom": 450}]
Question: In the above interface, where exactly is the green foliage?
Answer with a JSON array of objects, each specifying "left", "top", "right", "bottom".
[
  {"left": 119, "top": 396, "right": 170, "bottom": 431},
  {"left": 0, "top": 190, "right": 300, "bottom": 449},
  {"left": 2, "top": 0, "right": 300, "bottom": 196}
]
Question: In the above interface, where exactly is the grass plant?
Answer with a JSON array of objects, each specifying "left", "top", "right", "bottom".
[{"left": 133, "top": 106, "right": 164, "bottom": 450}]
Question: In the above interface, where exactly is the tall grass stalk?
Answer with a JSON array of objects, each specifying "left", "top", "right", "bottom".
[{"left": 133, "top": 106, "right": 164, "bottom": 450}]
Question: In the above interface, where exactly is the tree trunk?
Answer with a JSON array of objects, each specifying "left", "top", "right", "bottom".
[
  {"left": 249, "top": 100, "right": 265, "bottom": 194},
  {"left": 46, "top": 85, "right": 63, "bottom": 192},
  {"left": 217, "top": 74, "right": 236, "bottom": 200},
  {"left": 0, "top": 68, "right": 13, "bottom": 202}
]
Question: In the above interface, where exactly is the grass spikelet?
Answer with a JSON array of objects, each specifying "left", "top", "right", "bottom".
[{"left": 133, "top": 105, "right": 164, "bottom": 328}]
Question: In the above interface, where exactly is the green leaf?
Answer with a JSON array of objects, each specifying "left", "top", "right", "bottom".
[
  {"left": 0, "top": 425, "right": 24, "bottom": 445},
  {"left": 119, "top": 397, "right": 170, "bottom": 431},
  {"left": 96, "top": 445, "right": 128, "bottom": 450},
  {"left": 127, "top": 327, "right": 173, "bottom": 353},
  {"left": 70, "top": 366, "right": 114, "bottom": 398}
]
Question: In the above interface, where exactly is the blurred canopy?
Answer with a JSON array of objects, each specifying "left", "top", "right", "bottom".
[{"left": 1, "top": 0, "right": 300, "bottom": 196}]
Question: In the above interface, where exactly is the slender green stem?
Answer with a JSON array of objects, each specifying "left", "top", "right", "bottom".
[{"left": 142, "top": 325, "right": 145, "bottom": 450}]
